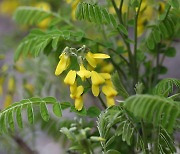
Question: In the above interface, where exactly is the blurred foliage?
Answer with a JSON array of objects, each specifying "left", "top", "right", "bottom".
[{"left": 0, "top": 0, "right": 180, "bottom": 153}]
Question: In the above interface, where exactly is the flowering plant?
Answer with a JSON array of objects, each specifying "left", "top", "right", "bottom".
[{"left": 0, "top": 0, "right": 180, "bottom": 153}]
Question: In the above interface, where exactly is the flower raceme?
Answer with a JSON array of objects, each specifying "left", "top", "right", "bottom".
[{"left": 55, "top": 47, "right": 117, "bottom": 111}]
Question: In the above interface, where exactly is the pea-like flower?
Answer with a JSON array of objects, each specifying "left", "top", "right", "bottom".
[
  {"left": 85, "top": 52, "right": 110, "bottom": 68},
  {"left": 55, "top": 53, "right": 70, "bottom": 76},
  {"left": 77, "top": 64, "right": 91, "bottom": 81},
  {"left": 70, "top": 82, "right": 84, "bottom": 111},
  {"left": 64, "top": 70, "right": 76, "bottom": 85},
  {"left": 102, "top": 85, "right": 118, "bottom": 107},
  {"left": 91, "top": 71, "right": 105, "bottom": 96}
]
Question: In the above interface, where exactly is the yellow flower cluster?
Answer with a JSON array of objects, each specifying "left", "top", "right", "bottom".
[{"left": 55, "top": 46, "right": 117, "bottom": 111}]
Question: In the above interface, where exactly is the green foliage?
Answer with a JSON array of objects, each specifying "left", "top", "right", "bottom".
[
  {"left": 158, "top": 127, "right": 176, "bottom": 153},
  {"left": 14, "top": 29, "right": 84, "bottom": 61},
  {"left": 97, "top": 106, "right": 143, "bottom": 152},
  {"left": 0, "top": 97, "right": 62, "bottom": 133},
  {"left": 124, "top": 94, "right": 180, "bottom": 133},
  {"left": 112, "top": 72, "right": 129, "bottom": 99},
  {"left": 146, "top": 8, "right": 179, "bottom": 50},
  {"left": 13, "top": 6, "right": 59, "bottom": 25},
  {"left": 153, "top": 78, "right": 180, "bottom": 97},
  {"left": 76, "top": 2, "right": 118, "bottom": 27}
]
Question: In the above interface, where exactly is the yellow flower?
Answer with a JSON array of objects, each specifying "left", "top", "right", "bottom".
[
  {"left": 1, "top": 64, "right": 8, "bottom": 73},
  {"left": 86, "top": 52, "right": 97, "bottom": 68},
  {"left": 91, "top": 71, "right": 105, "bottom": 96},
  {"left": 3, "top": 94, "right": 13, "bottom": 108},
  {"left": 85, "top": 52, "right": 110, "bottom": 68},
  {"left": 106, "top": 96, "right": 115, "bottom": 107},
  {"left": 102, "top": 85, "right": 117, "bottom": 107},
  {"left": 158, "top": 2, "right": 165, "bottom": 14},
  {"left": 137, "top": 0, "right": 153, "bottom": 37},
  {"left": 55, "top": 53, "right": 70, "bottom": 76},
  {"left": 102, "top": 85, "right": 117, "bottom": 97},
  {"left": 0, "top": 77, "right": 4, "bottom": 95},
  {"left": 35, "top": 2, "right": 51, "bottom": 29},
  {"left": 70, "top": 84, "right": 84, "bottom": 111},
  {"left": 24, "top": 83, "right": 34, "bottom": 94},
  {"left": 75, "top": 96, "right": 83, "bottom": 111},
  {"left": 77, "top": 64, "right": 91, "bottom": 81},
  {"left": 0, "top": 0, "right": 19, "bottom": 16},
  {"left": 99, "top": 73, "right": 111, "bottom": 80},
  {"left": 8, "top": 77, "right": 15, "bottom": 93},
  {"left": 101, "top": 63, "right": 114, "bottom": 73},
  {"left": 64, "top": 70, "right": 76, "bottom": 85}
]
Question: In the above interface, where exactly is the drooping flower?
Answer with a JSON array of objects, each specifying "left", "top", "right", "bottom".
[
  {"left": 85, "top": 52, "right": 110, "bottom": 68},
  {"left": 77, "top": 64, "right": 91, "bottom": 81},
  {"left": 55, "top": 53, "right": 70, "bottom": 76},
  {"left": 102, "top": 85, "right": 118, "bottom": 107},
  {"left": 91, "top": 71, "right": 105, "bottom": 96},
  {"left": 69, "top": 83, "right": 84, "bottom": 111},
  {"left": 64, "top": 70, "right": 76, "bottom": 85}
]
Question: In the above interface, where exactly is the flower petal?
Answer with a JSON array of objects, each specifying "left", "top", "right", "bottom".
[
  {"left": 85, "top": 52, "right": 97, "bottom": 68},
  {"left": 106, "top": 96, "right": 115, "bottom": 107},
  {"left": 77, "top": 64, "right": 91, "bottom": 81},
  {"left": 92, "top": 85, "right": 99, "bottom": 96},
  {"left": 55, "top": 54, "right": 70, "bottom": 76},
  {"left": 75, "top": 86, "right": 84, "bottom": 98},
  {"left": 75, "top": 97, "right": 83, "bottom": 111},
  {"left": 102, "top": 85, "right": 118, "bottom": 97},
  {"left": 99, "top": 73, "right": 111, "bottom": 80},
  {"left": 64, "top": 70, "right": 76, "bottom": 85},
  {"left": 93, "top": 53, "right": 110, "bottom": 59},
  {"left": 91, "top": 71, "right": 105, "bottom": 85}
]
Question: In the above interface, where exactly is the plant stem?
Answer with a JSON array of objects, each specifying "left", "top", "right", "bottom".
[
  {"left": 111, "top": 0, "right": 123, "bottom": 24},
  {"left": 111, "top": 0, "right": 137, "bottom": 88},
  {"left": 134, "top": 0, "right": 143, "bottom": 84},
  {"left": 141, "top": 120, "right": 149, "bottom": 154}
]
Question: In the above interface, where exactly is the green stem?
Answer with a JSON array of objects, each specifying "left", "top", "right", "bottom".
[
  {"left": 141, "top": 120, "right": 149, "bottom": 154},
  {"left": 134, "top": 0, "right": 143, "bottom": 84},
  {"left": 119, "top": 0, "right": 124, "bottom": 24},
  {"left": 111, "top": 0, "right": 136, "bottom": 88},
  {"left": 111, "top": 0, "right": 123, "bottom": 24}
]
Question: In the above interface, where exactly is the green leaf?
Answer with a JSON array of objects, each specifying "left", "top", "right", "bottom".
[
  {"left": 153, "top": 78, "right": 180, "bottom": 96},
  {"left": 147, "top": 34, "right": 155, "bottom": 50},
  {"left": 164, "top": 47, "right": 176, "bottom": 57},
  {"left": 117, "top": 24, "right": 128, "bottom": 36},
  {"left": 70, "top": 106, "right": 87, "bottom": 116},
  {"left": 53, "top": 103, "right": 62, "bottom": 117},
  {"left": 8, "top": 110, "right": 14, "bottom": 131},
  {"left": 168, "top": 0, "right": 179, "bottom": 9},
  {"left": 94, "top": 5, "right": 102, "bottom": 24},
  {"left": 76, "top": 2, "right": 117, "bottom": 27},
  {"left": 107, "top": 149, "right": 121, "bottom": 154},
  {"left": 40, "top": 102, "right": 50, "bottom": 122},
  {"left": 87, "top": 106, "right": 101, "bottom": 117},
  {"left": 112, "top": 72, "right": 129, "bottom": 99},
  {"left": 13, "top": 6, "right": 59, "bottom": 26},
  {"left": 27, "top": 103, "right": 34, "bottom": 124},
  {"left": 153, "top": 28, "right": 161, "bottom": 43},
  {"left": 124, "top": 94, "right": 180, "bottom": 133},
  {"left": 16, "top": 107, "right": 23, "bottom": 128},
  {"left": 158, "top": 22, "right": 168, "bottom": 38},
  {"left": 14, "top": 30, "right": 84, "bottom": 61}
]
